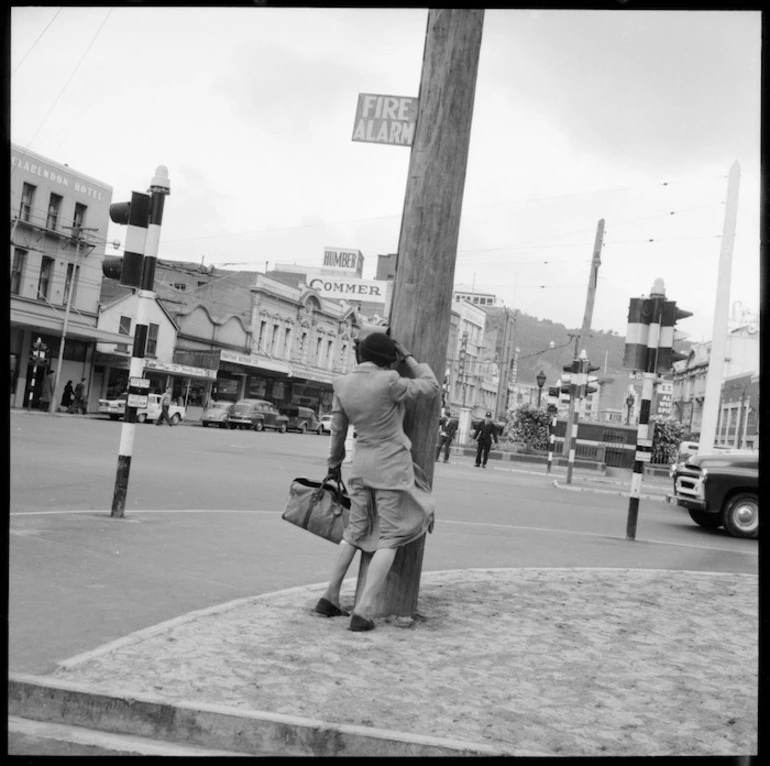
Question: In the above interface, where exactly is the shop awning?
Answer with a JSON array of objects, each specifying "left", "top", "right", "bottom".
[{"left": 11, "top": 305, "right": 130, "bottom": 345}]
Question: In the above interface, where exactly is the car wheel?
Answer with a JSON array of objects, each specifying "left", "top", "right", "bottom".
[
  {"left": 202, "top": 422, "right": 209, "bottom": 428},
  {"left": 254, "top": 420, "right": 264, "bottom": 432},
  {"left": 721, "top": 493, "right": 759, "bottom": 539},
  {"left": 171, "top": 414, "right": 181, "bottom": 425},
  {"left": 687, "top": 508, "right": 723, "bottom": 529},
  {"left": 218, "top": 422, "right": 227, "bottom": 429},
  {"left": 137, "top": 413, "right": 147, "bottom": 424},
  {"left": 279, "top": 423, "right": 287, "bottom": 433},
  {"left": 299, "top": 423, "right": 307, "bottom": 434},
  {"left": 228, "top": 423, "right": 236, "bottom": 430}
]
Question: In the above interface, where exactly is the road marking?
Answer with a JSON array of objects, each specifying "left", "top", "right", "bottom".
[
  {"left": 9, "top": 510, "right": 755, "bottom": 555},
  {"left": 438, "top": 519, "right": 757, "bottom": 555}
]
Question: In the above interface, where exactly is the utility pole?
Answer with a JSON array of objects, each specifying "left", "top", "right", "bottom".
[
  {"left": 358, "top": 9, "right": 484, "bottom": 617},
  {"left": 698, "top": 161, "right": 740, "bottom": 453},
  {"left": 495, "top": 308, "right": 516, "bottom": 421},
  {"left": 50, "top": 225, "right": 96, "bottom": 414},
  {"left": 564, "top": 218, "right": 604, "bottom": 484}
]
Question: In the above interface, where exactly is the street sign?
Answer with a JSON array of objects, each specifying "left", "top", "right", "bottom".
[
  {"left": 127, "top": 394, "right": 148, "bottom": 408},
  {"left": 634, "top": 450, "right": 652, "bottom": 463},
  {"left": 130, "top": 377, "right": 150, "bottom": 389}
]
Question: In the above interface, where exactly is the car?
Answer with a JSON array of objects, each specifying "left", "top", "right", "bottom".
[
  {"left": 227, "top": 398, "right": 289, "bottom": 432},
  {"left": 669, "top": 451, "right": 758, "bottom": 539},
  {"left": 200, "top": 400, "right": 234, "bottom": 428},
  {"left": 97, "top": 393, "right": 185, "bottom": 424},
  {"left": 279, "top": 405, "right": 319, "bottom": 433},
  {"left": 317, "top": 415, "right": 333, "bottom": 434},
  {"left": 98, "top": 395, "right": 127, "bottom": 420}
]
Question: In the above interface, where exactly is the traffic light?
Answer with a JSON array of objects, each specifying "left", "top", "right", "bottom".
[
  {"left": 582, "top": 361, "right": 601, "bottom": 396},
  {"left": 657, "top": 300, "right": 693, "bottom": 371},
  {"left": 623, "top": 296, "right": 652, "bottom": 371},
  {"left": 103, "top": 191, "right": 151, "bottom": 288}
]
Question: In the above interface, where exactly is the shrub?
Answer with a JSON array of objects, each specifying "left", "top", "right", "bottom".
[
  {"left": 651, "top": 415, "right": 687, "bottom": 464},
  {"left": 504, "top": 404, "right": 551, "bottom": 451}
]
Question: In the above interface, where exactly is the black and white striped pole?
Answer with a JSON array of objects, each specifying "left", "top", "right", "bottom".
[
  {"left": 564, "top": 352, "right": 586, "bottom": 485},
  {"left": 625, "top": 278, "right": 665, "bottom": 540},
  {"left": 109, "top": 166, "right": 170, "bottom": 518},
  {"left": 545, "top": 385, "right": 558, "bottom": 474}
]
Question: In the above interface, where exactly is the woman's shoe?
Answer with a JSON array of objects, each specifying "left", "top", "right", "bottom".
[
  {"left": 314, "top": 598, "right": 350, "bottom": 617},
  {"left": 349, "top": 613, "right": 375, "bottom": 632}
]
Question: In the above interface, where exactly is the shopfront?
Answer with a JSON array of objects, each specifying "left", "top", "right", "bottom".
[{"left": 217, "top": 349, "right": 292, "bottom": 406}]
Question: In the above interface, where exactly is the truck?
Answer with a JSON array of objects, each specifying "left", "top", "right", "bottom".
[{"left": 669, "top": 452, "right": 758, "bottom": 539}]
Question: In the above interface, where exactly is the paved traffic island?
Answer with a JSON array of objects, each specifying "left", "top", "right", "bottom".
[{"left": 10, "top": 568, "right": 757, "bottom": 757}]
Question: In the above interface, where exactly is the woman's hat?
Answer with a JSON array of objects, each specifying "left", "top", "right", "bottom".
[{"left": 359, "top": 331, "right": 397, "bottom": 365}]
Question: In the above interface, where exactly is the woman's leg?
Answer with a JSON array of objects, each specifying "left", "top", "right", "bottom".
[
  {"left": 353, "top": 546, "right": 397, "bottom": 618},
  {"left": 321, "top": 541, "right": 357, "bottom": 607}
]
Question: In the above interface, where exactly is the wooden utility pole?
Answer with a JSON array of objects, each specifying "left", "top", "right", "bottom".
[
  {"left": 698, "top": 161, "right": 740, "bottom": 453},
  {"left": 357, "top": 9, "right": 484, "bottom": 617},
  {"left": 564, "top": 218, "right": 604, "bottom": 484}
]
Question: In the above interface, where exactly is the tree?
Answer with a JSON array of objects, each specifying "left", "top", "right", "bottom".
[
  {"left": 504, "top": 404, "right": 551, "bottom": 451},
  {"left": 650, "top": 415, "right": 687, "bottom": 464}
]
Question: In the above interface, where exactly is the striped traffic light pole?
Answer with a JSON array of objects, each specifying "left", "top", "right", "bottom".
[
  {"left": 625, "top": 278, "right": 665, "bottom": 540},
  {"left": 565, "top": 353, "right": 586, "bottom": 485},
  {"left": 111, "top": 167, "right": 170, "bottom": 518}
]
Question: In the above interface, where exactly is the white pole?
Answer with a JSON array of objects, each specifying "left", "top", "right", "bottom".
[{"left": 698, "top": 161, "right": 740, "bottom": 453}]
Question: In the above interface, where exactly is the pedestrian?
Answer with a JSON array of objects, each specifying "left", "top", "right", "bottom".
[
  {"left": 315, "top": 330, "right": 439, "bottom": 632},
  {"left": 435, "top": 409, "right": 457, "bottom": 463},
  {"left": 473, "top": 410, "right": 498, "bottom": 468},
  {"left": 61, "top": 380, "right": 74, "bottom": 412},
  {"left": 40, "top": 369, "right": 56, "bottom": 411},
  {"left": 72, "top": 377, "right": 87, "bottom": 414},
  {"left": 156, "top": 386, "right": 174, "bottom": 426}
]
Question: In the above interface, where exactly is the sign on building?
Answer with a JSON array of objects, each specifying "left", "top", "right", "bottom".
[
  {"left": 352, "top": 93, "right": 418, "bottom": 147},
  {"left": 308, "top": 276, "right": 388, "bottom": 304},
  {"left": 322, "top": 247, "right": 363, "bottom": 276}
]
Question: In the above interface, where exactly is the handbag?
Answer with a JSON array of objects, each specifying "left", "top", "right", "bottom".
[{"left": 282, "top": 474, "right": 351, "bottom": 544}]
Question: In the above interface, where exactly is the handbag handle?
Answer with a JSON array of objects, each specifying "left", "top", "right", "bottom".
[{"left": 318, "top": 473, "right": 347, "bottom": 503}]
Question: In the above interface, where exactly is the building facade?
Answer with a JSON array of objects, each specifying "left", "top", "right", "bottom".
[{"left": 10, "top": 144, "right": 125, "bottom": 412}]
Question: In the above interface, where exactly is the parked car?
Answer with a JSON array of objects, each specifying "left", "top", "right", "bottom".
[
  {"left": 200, "top": 400, "right": 234, "bottom": 428},
  {"left": 280, "top": 405, "right": 319, "bottom": 433},
  {"left": 98, "top": 394, "right": 127, "bottom": 421},
  {"left": 97, "top": 393, "right": 185, "bottom": 424},
  {"left": 317, "top": 415, "right": 333, "bottom": 434},
  {"left": 669, "top": 452, "right": 758, "bottom": 539},
  {"left": 228, "top": 399, "right": 289, "bottom": 432}
]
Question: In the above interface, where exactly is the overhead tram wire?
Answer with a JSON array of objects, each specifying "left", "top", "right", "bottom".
[
  {"left": 11, "top": 7, "right": 113, "bottom": 174},
  {"left": 12, "top": 7, "right": 63, "bottom": 75}
]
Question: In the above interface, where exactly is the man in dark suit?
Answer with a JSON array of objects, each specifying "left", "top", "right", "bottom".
[
  {"left": 436, "top": 409, "right": 457, "bottom": 463},
  {"left": 473, "top": 411, "right": 498, "bottom": 468}
]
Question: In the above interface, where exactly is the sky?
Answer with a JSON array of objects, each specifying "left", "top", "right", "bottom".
[{"left": 10, "top": 6, "right": 762, "bottom": 344}]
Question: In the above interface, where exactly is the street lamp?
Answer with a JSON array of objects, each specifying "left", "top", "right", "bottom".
[
  {"left": 536, "top": 370, "right": 546, "bottom": 408},
  {"left": 626, "top": 393, "right": 635, "bottom": 425}
]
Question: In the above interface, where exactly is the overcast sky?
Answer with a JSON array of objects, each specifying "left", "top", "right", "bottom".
[{"left": 11, "top": 7, "right": 761, "bottom": 343}]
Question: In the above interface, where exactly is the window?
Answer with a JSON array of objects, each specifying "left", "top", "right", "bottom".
[
  {"left": 327, "top": 340, "right": 334, "bottom": 369},
  {"left": 117, "top": 315, "right": 132, "bottom": 354},
  {"left": 146, "top": 323, "right": 159, "bottom": 356},
  {"left": 20, "top": 183, "right": 35, "bottom": 222},
  {"left": 271, "top": 324, "right": 280, "bottom": 356},
  {"left": 283, "top": 328, "right": 291, "bottom": 358},
  {"left": 62, "top": 263, "right": 79, "bottom": 306},
  {"left": 171, "top": 283, "right": 187, "bottom": 291},
  {"left": 11, "top": 248, "right": 26, "bottom": 294},
  {"left": 258, "top": 320, "right": 267, "bottom": 352},
  {"left": 316, "top": 338, "right": 323, "bottom": 366},
  {"left": 47, "top": 193, "right": 62, "bottom": 230},
  {"left": 37, "top": 256, "right": 54, "bottom": 301},
  {"left": 73, "top": 202, "right": 87, "bottom": 230}
]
